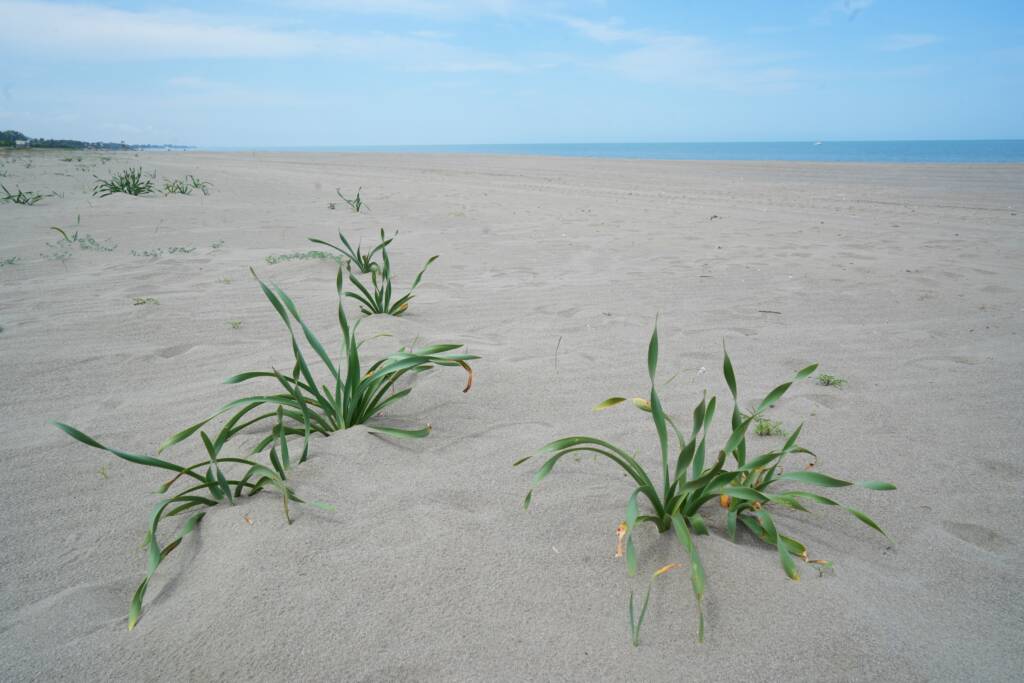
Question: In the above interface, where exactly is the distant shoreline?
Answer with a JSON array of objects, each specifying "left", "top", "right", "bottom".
[{"left": 193, "top": 140, "right": 1024, "bottom": 164}]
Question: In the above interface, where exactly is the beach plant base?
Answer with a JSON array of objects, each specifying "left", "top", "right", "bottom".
[{"left": 517, "top": 321, "right": 894, "bottom": 643}]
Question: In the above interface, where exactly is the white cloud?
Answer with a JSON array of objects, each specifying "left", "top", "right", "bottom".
[
  {"left": 558, "top": 15, "right": 804, "bottom": 93},
  {"left": 878, "top": 34, "right": 941, "bottom": 51},
  {"left": 558, "top": 16, "right": 651, "bottom": 43},
  {"left": 609, "top": 36, "right": 802, "bottom": 92},
  {"left": 0, "top": 0, "right": 520, "bottom": 71},
  {"left": 1, "top": 1, "right": 310, "bottom": 59}
]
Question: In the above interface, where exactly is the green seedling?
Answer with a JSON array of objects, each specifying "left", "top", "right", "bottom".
[
  {"left": 337, "top": 187, "right": 367, "bottom": 212},
  {"left": 132, "top": 297, "right": 159, "bottom": 306},
  {"left": 517, "top": 321, "right": 894, "bottom": 643},
  {"left": 630, "top": 563, "right": 683, "bottom": 646},
  {"left": 817, "top": 373, "right": 847, "bottom": 388}
]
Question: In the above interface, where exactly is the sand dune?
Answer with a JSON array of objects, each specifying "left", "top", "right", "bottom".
[{"left": 1, "top": 151, "right": 1022, "bottom": 680}]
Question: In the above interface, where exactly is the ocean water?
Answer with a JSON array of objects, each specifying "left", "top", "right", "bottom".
[{"left": 210, "top": 140, "right": 1024, "bottom": 163}]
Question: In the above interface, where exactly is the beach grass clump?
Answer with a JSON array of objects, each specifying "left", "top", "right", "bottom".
[
  {"left": 1, "top": 256, "right": 19, "bottom": 267},
  {"left": 345, "top": 242, "right": 438, "bottom": 316},
  {"left": 818, "top": 373, "right": 847, "bottom": 388},
  {"left": 49, "top": 265, "right": 474, "bottom": 628},
  {"left": 309, "top": 228, "right": 395, "bottom": 274},
  {"left": 517, "top": 322, "right": 894, "bottom": 643},
  {"left": 160, "top": 264, "right": 478, "bottom": 459},
  {"left": 93, "top": 168, "right": 155, "bottom": 197},
  {"left": 163, "top": 175, "right": 212, "bottom": 196},
  {"left": 51, "top": 421, "right": 329, "bottom": 630},
  {"left": 337, "top": 187, "right": 367, "bottom": 212},
  {"left": 1, "top": 184, "right": 44, "bottom": 205}
]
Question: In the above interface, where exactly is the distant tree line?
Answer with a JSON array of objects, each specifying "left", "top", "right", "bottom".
[{"left": 0, "top": 130, "right": 189, "bottom": 150}]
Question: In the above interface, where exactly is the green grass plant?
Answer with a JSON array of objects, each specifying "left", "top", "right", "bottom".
[
  {"left": 308, "top": 228, "right": 395, "bottom": 274},
  {"left": 1, "top": 184, "right": 44, "bottom": 205},
  {"left": 93, "top": 167, "right": 155, "bottom": 196},
  {"left": 517, "top": 321, "right": 894, "bottom": 642},
  {"left": 1, "top": 256, "right": 18, "bottom": 267},
  {"left": 164, "top": 175, "right": 212, "bottom": 196},
  {"left": 50, "top": 263, "right": 471, "bottom": 629},
  {"left": 51, "top": 420, "right": 329, "bottom": 629},
  {"left": 344, "top": 241, "right": 438, "bottom": 316},
  {"left": 159, "top": 265, "right": 478, "bottom": 459}
]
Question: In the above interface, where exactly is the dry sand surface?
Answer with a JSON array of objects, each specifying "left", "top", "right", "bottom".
[{"left": 1, "top": 150, "right": 1022, "bottom": 681}]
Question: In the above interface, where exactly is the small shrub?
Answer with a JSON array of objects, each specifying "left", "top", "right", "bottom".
[
  {"left": 517, "top": 321, "right": 894, "bottom": 643},
  {"left": 93, "top": 168, "right": 155, "bottom": 197}
]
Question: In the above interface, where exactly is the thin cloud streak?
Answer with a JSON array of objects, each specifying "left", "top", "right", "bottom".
[{"left": 1, "top": 0, "right": 521, "bottom": 72}]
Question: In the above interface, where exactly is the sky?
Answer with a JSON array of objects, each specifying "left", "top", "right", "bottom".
[{"left": 1, "top": 0, "right": 1022, "bottom": 147}]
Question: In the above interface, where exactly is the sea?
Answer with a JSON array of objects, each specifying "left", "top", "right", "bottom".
[{"left": 205, "top": 140, "right": 1024, "bottom": 163}]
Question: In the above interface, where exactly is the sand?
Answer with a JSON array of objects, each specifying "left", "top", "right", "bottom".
[{"left": 1, "top": 150, "right": 1022, "bottom": 681}]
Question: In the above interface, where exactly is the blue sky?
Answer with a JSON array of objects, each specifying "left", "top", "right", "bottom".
[{"left": 2, "top": 0, "right": 1022, "bottom": 146}]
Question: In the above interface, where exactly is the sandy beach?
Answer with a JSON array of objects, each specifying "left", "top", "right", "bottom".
[{"left": 1, "top": 150, "right": 1022, "bottom": 681}]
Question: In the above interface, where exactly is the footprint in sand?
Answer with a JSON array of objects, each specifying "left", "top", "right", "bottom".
[{"left": 155, "top": 343, "right": 194, "bottom": 359}]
